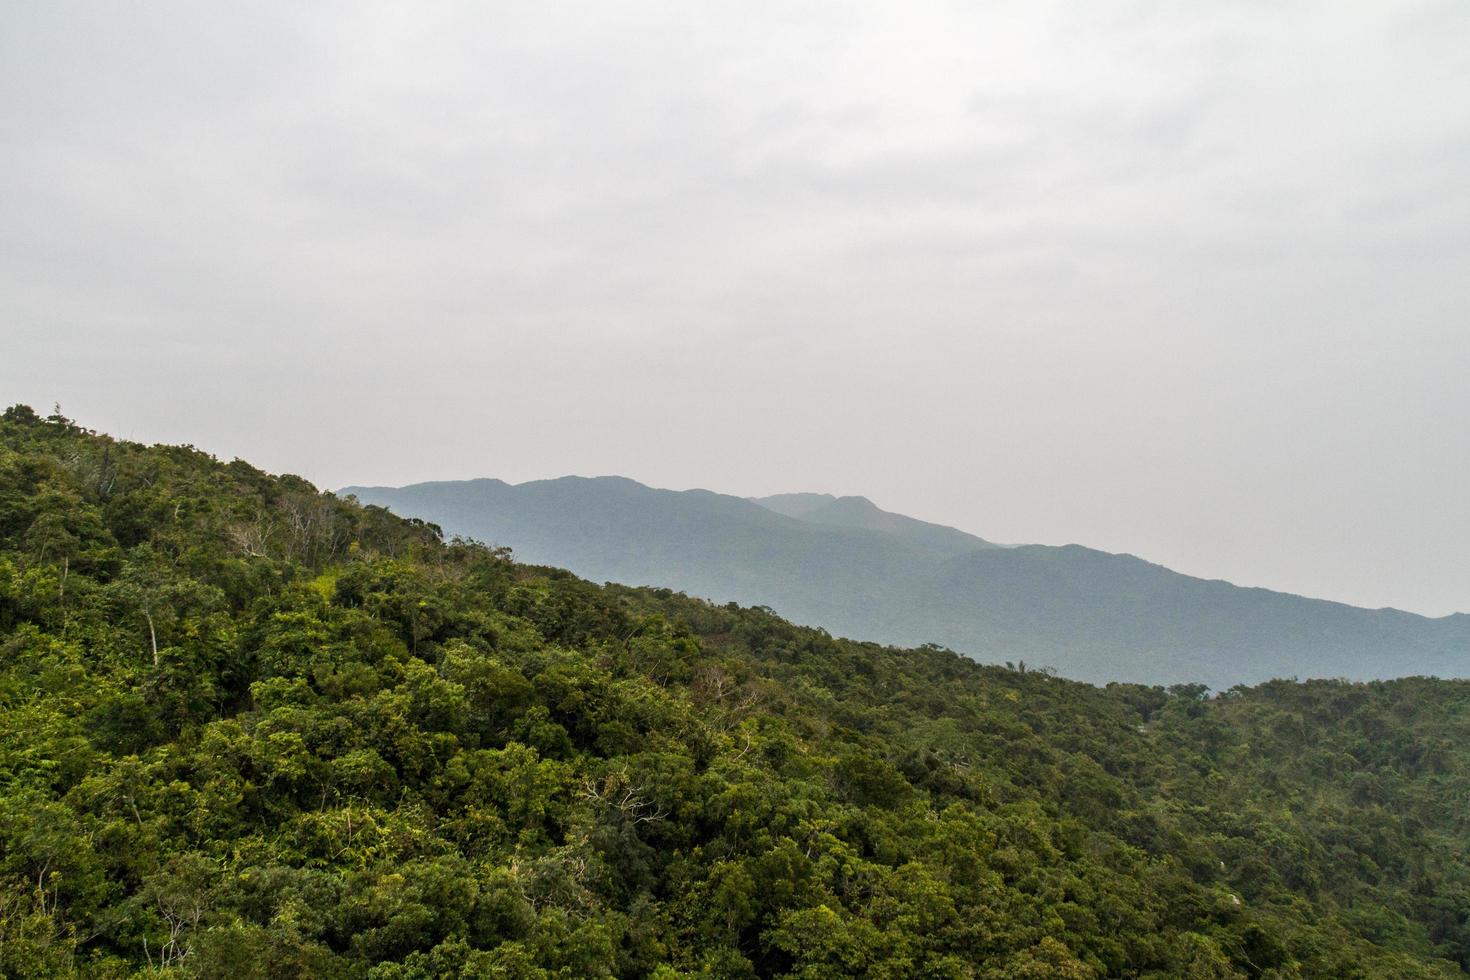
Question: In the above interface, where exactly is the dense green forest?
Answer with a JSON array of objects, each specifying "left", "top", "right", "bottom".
[{"left": 1, "top": 404, "right": 1467, "bottom": 978}]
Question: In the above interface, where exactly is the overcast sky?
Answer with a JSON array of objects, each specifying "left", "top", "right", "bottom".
[{"left": 3, "top": 1, "right": 1468, "bottom": 616}]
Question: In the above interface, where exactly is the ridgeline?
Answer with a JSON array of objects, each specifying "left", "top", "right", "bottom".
[{"left": 340, "top": 476, "right": 1470, "bottom": 690}]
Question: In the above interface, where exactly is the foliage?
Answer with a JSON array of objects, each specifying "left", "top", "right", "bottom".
[{"left": 0, "top": 405, "right": 1466, "bottom": 977}]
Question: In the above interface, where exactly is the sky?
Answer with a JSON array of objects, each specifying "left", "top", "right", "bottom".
[{"left": 3, "top": 1, "right": 1468, "bottom": 616}]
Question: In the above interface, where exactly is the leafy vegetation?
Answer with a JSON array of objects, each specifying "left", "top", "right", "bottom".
[{"left": 2, "top": 404, "right": 1467, "bottom": 977}]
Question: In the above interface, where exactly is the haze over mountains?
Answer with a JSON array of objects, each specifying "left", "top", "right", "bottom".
[{"left": 339, "top": 476, "right": 1470, "bottom": 689}]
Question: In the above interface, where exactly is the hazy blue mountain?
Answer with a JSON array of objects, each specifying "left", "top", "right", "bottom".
[
  {"left": 748, "top": 491, "right": 835, "bottom": 520},
  {"left": 339, "top": 476, "right": 1470, "bottom": 688},
  {"left": 892, "top": 544, "right": 1470, "bottom": 687},
  {"left": 338, "top": 476, "right": 936, "bottom": 632},
  {"left": 750, "top": 492, "right": 999, "bottom": 557}
]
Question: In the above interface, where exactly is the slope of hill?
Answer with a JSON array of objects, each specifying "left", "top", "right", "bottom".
[
  {"left": 341, "top": 476, "right": 1470, "bottom": 689},
  {"left": 5, "top": 404, "right": 1470, "bottom": 977}
]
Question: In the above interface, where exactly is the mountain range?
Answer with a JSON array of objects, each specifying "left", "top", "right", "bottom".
[{"left": 338, "top": 475, "right": 1470, "bottom": 689}]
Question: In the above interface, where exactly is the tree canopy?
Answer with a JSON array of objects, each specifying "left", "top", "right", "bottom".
[{"left": 0, "top": 405, "right": 1466, "bottom": 978}]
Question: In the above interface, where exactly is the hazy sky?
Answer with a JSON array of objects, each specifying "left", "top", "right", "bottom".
[{"left": 4, "top": 1, "right": 1468, "bottom": 616}]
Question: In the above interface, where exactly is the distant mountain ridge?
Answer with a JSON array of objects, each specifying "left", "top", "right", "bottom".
[
  {"left": 750, "top": 492, "right": 1000, "bottom": 557},
  {"left": 338, "top": 475, "right": 1470, "bottom": 688}
]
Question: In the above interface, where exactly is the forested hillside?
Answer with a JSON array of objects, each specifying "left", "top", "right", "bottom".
[
  {"left": 3, "top": 405, "right": 1468, "bottom": 978},
  {"left": 339, "top": 476, "right": 1470, "bottom": 689}
]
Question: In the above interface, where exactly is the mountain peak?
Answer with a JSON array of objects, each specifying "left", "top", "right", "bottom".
[
  {"left": 826, "top": 494, "right": 880, "bottom": 511},
  {"left": 746, "top": 492, "right": 836, "bottom": 520},
  {"left": 750, "top": 491, "right": 998, "bottom": 556}
]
